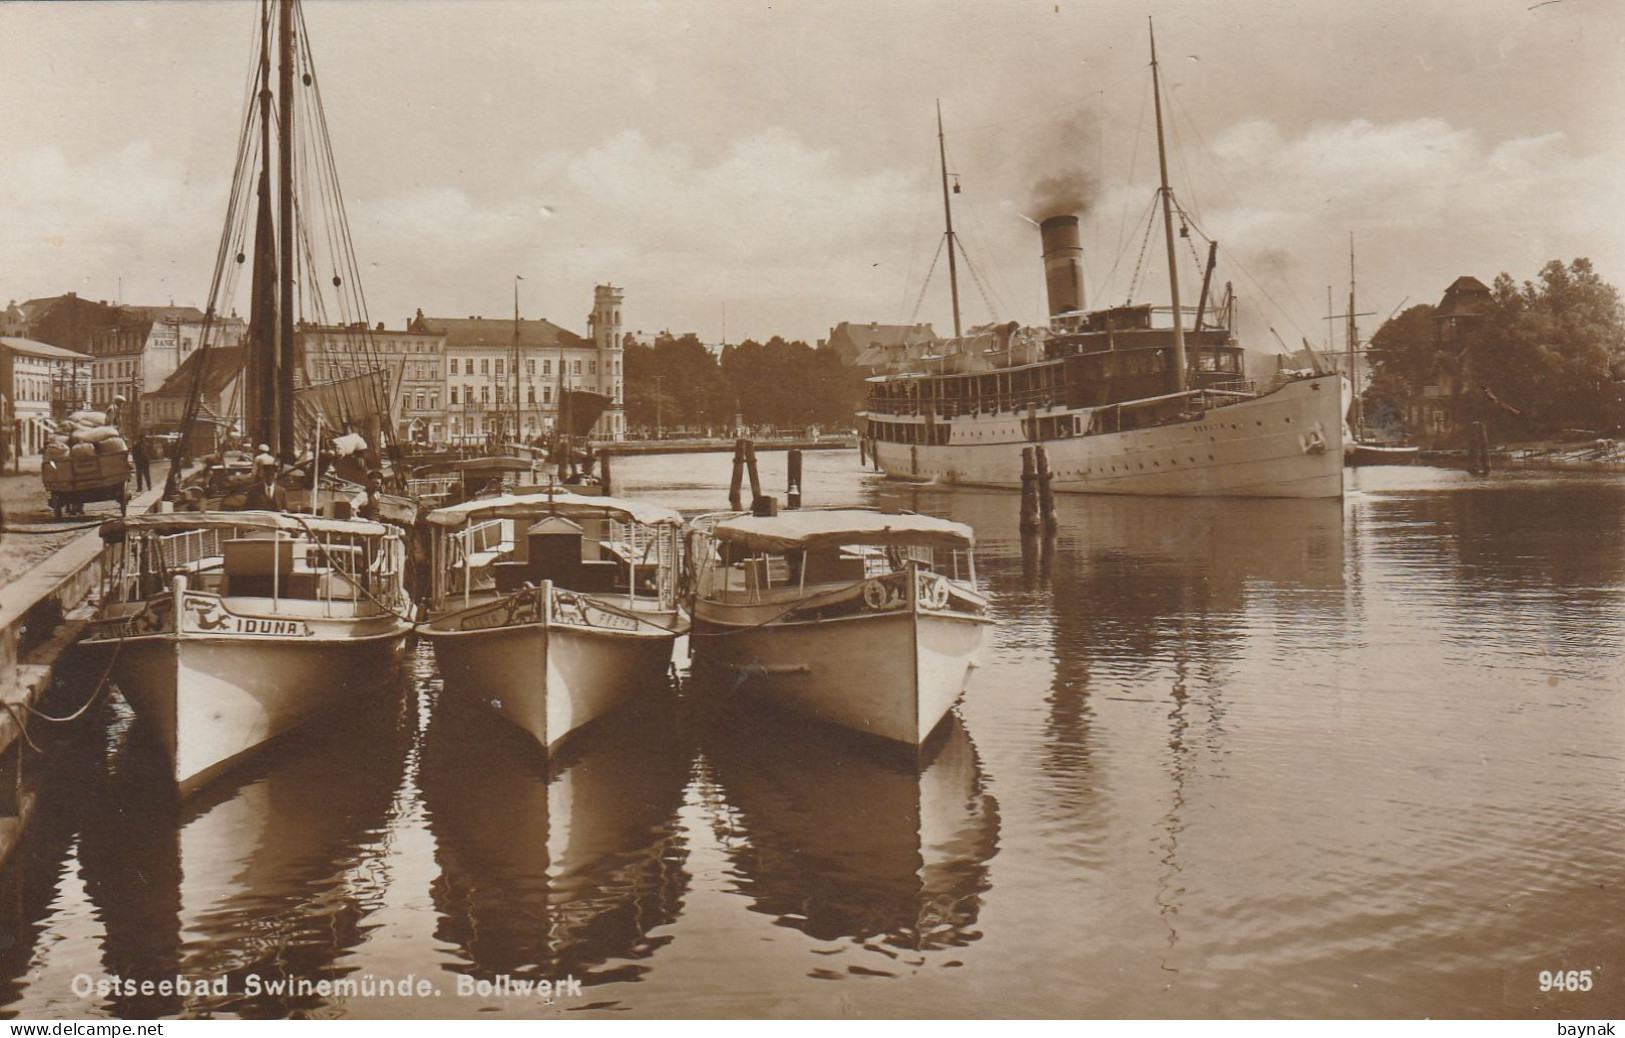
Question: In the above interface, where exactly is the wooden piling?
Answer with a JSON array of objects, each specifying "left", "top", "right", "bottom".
[
  {"left": 598, "top": 450, "right": 612, "bottom": 495},
  {"left": 729, "top": 439, "right": 747, "bottom": 510},
  {"left": 1035, "top": 444, "right": 1056, "bottom": 532},
  {"left": 786, "top": 448, "right": 802, "bottom": 509},
  {"left": 1020, "top": 446, "right": 1040, "bottom": 533},
  {"left": 745, "top": 440, "right": 762, "bottom": 502}
]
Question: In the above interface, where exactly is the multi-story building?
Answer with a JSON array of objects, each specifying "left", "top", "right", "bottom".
[
  {"left": 409, "top": 283, "right": 627, "bottom": 446},
  {"left": 0, "top": 337, "right": 93, "bottom": 456},
  {"left": 303, "top": 322, "right": 445, "bottom": 444}
]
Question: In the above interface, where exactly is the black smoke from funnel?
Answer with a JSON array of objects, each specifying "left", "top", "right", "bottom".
[{"left": 1027, "top": 110, "right": 1102, "bottom": 220}]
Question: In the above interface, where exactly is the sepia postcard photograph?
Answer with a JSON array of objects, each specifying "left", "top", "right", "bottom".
[{"left": 0, "top": 0, "right": 1621, "bottom": 1026}]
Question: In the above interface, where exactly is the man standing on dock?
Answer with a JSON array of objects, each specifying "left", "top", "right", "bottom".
[{"left": 131, "top": 434, "right": 152, "bottom": 492}]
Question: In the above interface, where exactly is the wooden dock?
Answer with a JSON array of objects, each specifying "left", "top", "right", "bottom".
[{"left": 599, "top": 436, "right": 855, "bottom": 457}]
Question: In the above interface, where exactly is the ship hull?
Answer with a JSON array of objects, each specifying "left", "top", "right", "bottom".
[
  {"left": 692, "top": 606, "right": 987, "bottom": 746},
  {"left": 423, "top": 590, "right": 679, "bottom": 751},
  {"left": 870, "top": 373, "right": 1347, "bottom": 499},
  {"left": 81, "top": 600, "right": 409, "bottom": 794}
]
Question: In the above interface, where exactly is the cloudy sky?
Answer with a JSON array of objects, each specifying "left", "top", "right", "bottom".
[{"left": 3, "top": 0, "right": 1621, "bottom": 355}]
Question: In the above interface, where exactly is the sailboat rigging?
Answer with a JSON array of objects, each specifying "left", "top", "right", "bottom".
[{"left": 80, "top": 0, "right": 414, "bottom": 794}]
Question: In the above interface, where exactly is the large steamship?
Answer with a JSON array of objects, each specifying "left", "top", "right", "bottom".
[{"left": 861, "top": 32, "right": 1349, "bottom": 500}]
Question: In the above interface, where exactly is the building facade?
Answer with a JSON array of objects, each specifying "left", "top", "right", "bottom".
[
  {"left": 303, "top": 323, "right": 445, "bottom": 444},
  {"left": 0, "top": 337, "right": 94, "bottom": 456},
  {"left": 410, "top": 282, "right": 627, "bottom": 446}
]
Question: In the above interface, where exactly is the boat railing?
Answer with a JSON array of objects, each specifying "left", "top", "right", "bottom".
[
  {"left": 155, "top": 527, "right": 224, "bottom": 574},
  {"left": 866, "top": 384, "right": 1066, "bottom": 419}
]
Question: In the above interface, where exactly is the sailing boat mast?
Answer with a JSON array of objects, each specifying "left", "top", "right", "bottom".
[
  {"left": 1347, "top": 232, "right": 1363, "bottom": 440},
  {"left": 1149, "top": 20, "right": 1188, "bottom": 393},
  {"left": 276, "top": 0, "right": 296, "bottom": 460},
  {"left": 247, "top": 1, "right": 276, "bottom": 451},
  {"left": 936, "top": 100, "right": 963, "bottom": 339},
  {"left": 511, "top": 276, "right": 522, "bottom": 444}
]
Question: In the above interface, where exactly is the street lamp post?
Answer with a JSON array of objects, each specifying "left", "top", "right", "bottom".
[{"left": 654, "top": 374, "right": 663, "bottom": 439}]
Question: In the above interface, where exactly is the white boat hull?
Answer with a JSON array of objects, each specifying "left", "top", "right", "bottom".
[
  {"left": 869, "top": 373, "right": 1348, "bottom": 498},
  {"left": 81, "top": 595, "right": 409, "bottom": 794},
  {"left": 692, "top": 606, "right": 987, "bottom": 746},
  {"left": 423, "top": 586, "right": 679, "bottom": 750}
]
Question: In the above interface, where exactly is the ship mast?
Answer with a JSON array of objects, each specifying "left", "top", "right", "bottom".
[
  {"left": 937, "top": 100, "right": 963, "bottom": 339},
  {"left": 512, "top": 276, "right": 522, "bottom": 444},
  {"left": 1347, "top": 232, "right": 1363, "bottom": 440},
  {"left": 1149, "top": 20, "right": 1188, "bottom": 392},
  {"left": 276, "top": 0, "right": 296, "bottom": 460}
]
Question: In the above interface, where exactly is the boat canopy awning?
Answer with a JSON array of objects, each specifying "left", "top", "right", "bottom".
[
  {"left": 411, "top": 455, "right": 536, "bottom": 476},
  {"left": 425, "top": 491, "right": 683, "bottom": 529},
  {"left": 712, "top": 509, "right": 975, "bottom": 552},
  {"left": 100, "top": 510, "right": 392, "bottom": 540}
]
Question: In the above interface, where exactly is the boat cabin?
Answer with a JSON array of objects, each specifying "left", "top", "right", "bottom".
[
  {"left": 692, "top": 509, "right": 978, "bottom": 611},
  {"left": 97, "top": 513, "right": 406, "bottom": 616},
  {"left": 425, "top": 491, "right": 684, "bottom": 615}
]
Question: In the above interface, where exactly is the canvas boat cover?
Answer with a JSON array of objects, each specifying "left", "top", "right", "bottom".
[
  {"left": 425, "top": 490, "right": 682, "bottom": 529},
  {"left": 101, "top": 510, "right": 393, "bottom": 540},
  {"left": 712, "top": 509, "right": 975, "bottom": 552}
]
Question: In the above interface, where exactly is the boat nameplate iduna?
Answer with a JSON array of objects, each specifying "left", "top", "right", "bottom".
[{"left": 180, "top": 594, "right": 312, "bottom": 638}]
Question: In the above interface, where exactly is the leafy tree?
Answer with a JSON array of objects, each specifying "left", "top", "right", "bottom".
[
  {"left": 1471, "top": 260, "right": 1625, "bottom": 433},
  {"left": 1366, "top": 259, "right": 1625, "bottom": 439},
  {"left": 1365, "top": 303, "right": 1437, "bottom": 417}
]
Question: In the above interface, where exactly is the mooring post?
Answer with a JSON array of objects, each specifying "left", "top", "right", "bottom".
[
  {"left": 1020, "top": 446, "right": 1039, "bottom": 533},
  {"left": 1468, "top": 421, "right": 1492, "bottom": 476},
  {"left": 1035, "top": 444, "right": 1056, "bottom": 532},
  {"left": 786, "top": 448, "right": 803, "bottom": 509},
  {"left": 729, "top": 439, "right": 746, "bottom": 510},
  {"left": 745, "top": 440, "right": 762, "bottom": 502}
]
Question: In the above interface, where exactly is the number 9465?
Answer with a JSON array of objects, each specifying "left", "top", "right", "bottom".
[{"left": 1540, "top": 969, "right": 1593, "bottom": 993}]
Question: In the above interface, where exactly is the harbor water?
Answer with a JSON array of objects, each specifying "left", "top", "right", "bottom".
[{"left": 1, "top": 454, "right": 1622, "bottom": 1018}]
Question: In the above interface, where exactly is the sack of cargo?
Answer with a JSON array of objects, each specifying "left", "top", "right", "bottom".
[
  {"left": 69, "top": 442, "right": 98, "bottom": 459},
  {"left": 68, "top": 410, "right": 107, "bottom": 428},
  {"left": 98, "top": 436, "right": 128, "bottom": 455},
  {"left": 44, "top": 443, "right": 70, "bottom": 462},
  {"left": 70, "top": 425, "right": 121, "bottom": 445}
]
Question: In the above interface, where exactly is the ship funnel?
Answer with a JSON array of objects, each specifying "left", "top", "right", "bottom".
[{"left": 1040, "top": 215, "right": 1087, "bottom": 318}]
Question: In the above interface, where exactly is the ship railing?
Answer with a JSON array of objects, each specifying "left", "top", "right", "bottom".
[{"left": 865, "top": 386, "right": 1065, "bottom": 418}]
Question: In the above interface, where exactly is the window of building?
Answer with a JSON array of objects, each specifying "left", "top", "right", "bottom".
[
  {"left": 450, "top": 386, "right": 459, "bottom": 404},
  {"left": 589, "top": 360, "right": 597, "bottom": 375},
  {"left": 449, "top": 358, "right": 458, "bottom": 375},
  {"left": 542, "top": 359, "right": 551, "bottom": 377},
  {"left": 572, "top": 360, "right": 581, "bottom": 376},
  {"left": 480, "top": 385, "right": 489, "bottom": 404},
  {"left": 527, "top": 385, "right": 535, "bottom": 404},
  {"left": 480, "top": 359, "right": 489, "bottom": 375},
  {"left": 496, "top": 359, "right": 505, "bottom": 377},
  {"left": 527, "top": 360, "right": 535, "bottom": 375},
  {"left": 495, "top": 386, "right": 505, "bottom": 405},
  {"left": 543, "top": 386, "right": 552, "bottom": 404}
]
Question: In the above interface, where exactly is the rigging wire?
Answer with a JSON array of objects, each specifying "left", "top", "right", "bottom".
[{"left": 908, "top": 237, "right": 946, "bottom": 325}]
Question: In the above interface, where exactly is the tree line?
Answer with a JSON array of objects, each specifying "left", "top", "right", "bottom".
[
  {"left": 1366, "top": 259, "right": 1625, "bottom": 440},
  {"left": 621, "top": 333, "right": 867, "bottom": 436}
]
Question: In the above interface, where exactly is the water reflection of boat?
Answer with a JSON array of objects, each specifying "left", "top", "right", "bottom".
[
  {"left": 73, "top": 684, "right": 413, "bottom": 1018},
  {"left": 417, "top": 693, "right": 691, "bottom": 989},
  {"left": 899, "top": 486, "right": 1347, "bottom": 595},
  {"left": 701, "top": 703, "right": 998, "bottom": 953}
]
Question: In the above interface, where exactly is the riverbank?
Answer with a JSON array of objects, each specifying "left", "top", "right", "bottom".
[{"left": 1418, "top": 439, "right": 1625, "bottom": 473}]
